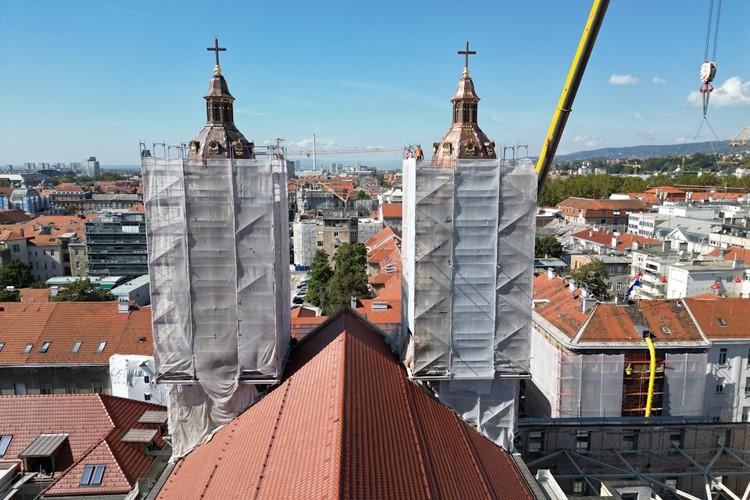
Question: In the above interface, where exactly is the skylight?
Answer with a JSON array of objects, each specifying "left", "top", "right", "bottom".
[
  {"left": 717, "top": 317, "right": 727, "bottom": 327},
  {"left": 71, "top": 341, "right": 82, "bottom": 354},
  {"left": 39, "top": 341, "right": 51, "bottom": 353},
  {"left": 0, "top": 435, "right": 11, "bottom": 457},
  {"left": 0, "top": 342, "right": 5, "bottom": 352},
  {"left": 96, "top": 341, "right": 107, "bottom": 353},
  {"left": 80, "top": 464, "right": 106, "bottom": 486},
  {"left": 22, "top": 344, "right": 33, "bottom": 354}
]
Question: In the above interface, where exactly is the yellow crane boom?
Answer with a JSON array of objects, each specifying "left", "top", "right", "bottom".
[{"left": 536, "top": 0, "right": 610, "bottom": 198}]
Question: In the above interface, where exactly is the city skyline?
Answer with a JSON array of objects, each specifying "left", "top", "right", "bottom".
[{"left": 1, "top": 0, "right": 748, "bottom": 167}]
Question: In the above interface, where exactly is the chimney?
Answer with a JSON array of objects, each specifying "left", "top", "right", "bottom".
[
  {"left": 49, "top": 286, "right": 58, "bottom": 297},
  {"left": 568, "top": 278, "right": 577, "bottom": 297},
  {"left": 547, "top": 267, "right": 555, "bottom": 280},
  {"left": 582, "top": 297, "right": 597, "bottom": 313},
  {"left": 118, "top": 297, "right": 130, "bottom": 314},
  {"left": 350, "top": 296, "right": 358, "bottom": 308}
]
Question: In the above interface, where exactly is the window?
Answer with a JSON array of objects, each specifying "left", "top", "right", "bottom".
[
  {"left": 528, "top": 431, "right": 544, "bottom": 453},
  {"left": 746, "top": 348, "right": 750, "bottom": 367},
  {"left": 743, "top": 407, "right": 750, "bottom": 422},
  {"left": 40, "top": 383, "right": 52, "bottom": 394},
  {"left": 716, "top": 378, "right": 725, "bottom": 394},
  {"left": 575, "top": 431, "right": 590, "bottom": 452},
  {"left": 0, "top": 435, "right": 11, "bottom": 457},
  {"left": 623, "top": 433, "right": 638, "bottom": 450},
  {"left": 96, "top": 341, "right": 107, "bottom": 353},
  {"left": 71, "top": 341, "right": 82, "bottom": 353},
  {"left": 66, "top": 382, "right": 79, "bottom": 394},
  {"left": 719, "top": 348, "right": 727, "bottom": 365},
  {"left": 39, "top": 341, "right": 51, "bottom": 353},
  {"left": 0, "top": 342, "right": 4, "bottom": 352},
  {"left": 22, "top": 343, "right": 33, "bottom": 354},
  {"left": 144, "top": 375, "right": 150, "bottom": 384},
  {"left": 669, "top": 432, "right": 683, "bottom": 448},
  {"left": 92, "top": 382, "right": 103, "bottom": 394},
  {"left": 746, "top": 378, "right": 750, "bottom": 395},
  {"left": 717, "top": 317, "right": 727, "bottom": 327},
  {"left": 573, "top": 479, "right": 584, "bottom": 494},
  {"left": 80, "top": 465, "right": 106, "bottom": 486},
  {"left": 144, "top": 393, "right": 151, "bottom": 401},
  {"left": 316, "top": 241, "right": 323, "bottom": 247},
  {"left": 14, "top": 383, "right": 26, "bottom": 395},
  {"left": 12, "top": 244, "right": 20, "bottom": 253}
]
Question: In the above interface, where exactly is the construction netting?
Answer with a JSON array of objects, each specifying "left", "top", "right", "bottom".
[
  {"left": 142, "top": 156, "right": 290, "bottom": 458},
  {"left": 559, "top": 353, "right": 625, "bottom": 418},
  {"left": 663, "top": 352, "right": 707, "bottom": 416},
  {"left": 401, "top": 158, "right": 537, "bottom": 451},
  {"left": 402, "top": 158, "right": 536, "bottom": 379}
]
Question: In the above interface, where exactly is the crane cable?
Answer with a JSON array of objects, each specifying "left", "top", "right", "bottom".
[{"left": 699, "top": 0, "right": 722, "bottom": 117}]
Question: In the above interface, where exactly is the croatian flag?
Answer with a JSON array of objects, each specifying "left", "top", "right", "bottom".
[{"left": 624, "top": 272, "right": 642, "bottom": 301}]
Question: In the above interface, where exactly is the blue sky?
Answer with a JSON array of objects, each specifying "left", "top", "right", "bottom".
[{"left": 1, "top": 0, "right": 748, "bottom": 168}]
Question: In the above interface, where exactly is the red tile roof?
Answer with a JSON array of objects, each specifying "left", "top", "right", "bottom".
[
  {"left": 570, "top": 228, "right": 660, "bottom": 252},
  {"left": 364, "top": 225, "right": 400, "bottom": 249},
  {"left": 17, "top": 287, "right": 51, "bottom": 303},
  {"left": 579, "top": 300, "right": 705, "bottom": 344},
  {"left": 0, "top": 394, "right": 165, "bottom": 497},
  {"left": 0, "top": 229, "right": 25, "bottom": 241},
  {"left": 533, "top": 275, "right": 706, "bottom": 345},
  {"left": 158, "top": 310, "right": 534, "bottom": 500},
  {"left": 532, "top": 274, "right": 590, "bottom": 339},
  {"left": 381, "top": 203, "right": 403, "bottom": 219},
  {"left": 0, "top": 302, "right": 153, "bottom": 365},
  {"left": 0, "top": 209, "right": 33, "bottom": 224},
  {"left": 708, "top": 246, "right": 750, "bottom": 265},
  {"left": 683, "top": 297, "right": 750, "bottom": 339},
  {"left": 557, "top": 197, "right": 649, "bottom": 212},
  {"left": 0, "top": 215, "right": 100, "bottom": 247}
]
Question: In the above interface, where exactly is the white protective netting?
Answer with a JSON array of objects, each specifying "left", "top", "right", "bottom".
[
  {"left": 402, "top": 158, "right": 536, "bottom": 450},
  {"left": 558, "top": 353, "right": 625, "bottom": 418},
  {"left": 663, "top": 351, "right": 707, "bottom": 416},
  {"left": 142, "top": 156, "right": 290, "bottom": 458}
]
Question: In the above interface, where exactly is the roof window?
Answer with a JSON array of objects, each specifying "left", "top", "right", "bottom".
[
  {"left": 0, "top": 342, "right": 4, "bottom": 352},
  {"left": 39, "top": 341, "right": 51, "bottom": 353},
  {"left": 717, "top": 317, "right": 727, "bottom": 327},
  {"left": 0, "top": 435, "right": 11, "bottom": 457},
  {"left": 80, "top": 464, "right": 106, "bottom": 486},
  {"left": 22, "top": 343, "right": 33, "bottom": 354},
  {"left": 71, "top": 341, "right": 82, "bottom": 354},
  {"left": 96, "top": 341, "right": 107, "bottom": 353}
]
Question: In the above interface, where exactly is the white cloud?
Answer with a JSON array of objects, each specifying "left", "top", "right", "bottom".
[
  {"left": 609, "top": 74, "right": 640, "bottom": 85},
  {"left": 571, "top": 134, "right": 604, "bottom": 149},
  {"left": 652, "top": 76, "right": 667, "bottom": 84},
  {"left": 629, "top": 111, "right": 646, "bottom": 124},
  {"left": 686, "top": 76, "right": 750, "bottom": 107}
]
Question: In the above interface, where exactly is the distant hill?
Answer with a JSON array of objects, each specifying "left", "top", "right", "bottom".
[{"left": 556, "top": 141, "right": 742, "bottom": 161}]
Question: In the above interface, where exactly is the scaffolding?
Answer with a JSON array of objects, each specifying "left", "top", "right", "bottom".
[
  {"left": 142, "top": 151, "right": 290, "bottom": 458},
  {"left": 401, "top": 157, "right": 537, "bottom": 450}
]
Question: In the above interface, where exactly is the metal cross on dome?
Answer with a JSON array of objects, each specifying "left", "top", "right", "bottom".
[
  {"left": 207, "top": 37, "right": 226, "bottom": 73},
  {"left": 457, "top": 40, "right": 476, "bottom": 75}
]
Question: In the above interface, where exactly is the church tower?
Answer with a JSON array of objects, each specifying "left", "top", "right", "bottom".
[
  {"left": 432, "top": 41, "right": 496, "bottom": 166},
  {"left": 141, "top": 39, "right": 290, "bottom": 458},
  {"left": 401, "top": 42, "right": 537, "bottom": 450}
]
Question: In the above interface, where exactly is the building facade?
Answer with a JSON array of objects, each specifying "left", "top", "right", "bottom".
[{"left": 85, "top": 212, "right": 148, "bottom": 276}]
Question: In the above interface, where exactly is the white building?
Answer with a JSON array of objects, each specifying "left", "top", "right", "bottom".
[
  {"left": 292, "top": 218, "right": 317, "bottom": 268},
  {"left": 356, "top": 217, "right": 383, "bottom": 244},
  {"left": 81, "top": 156, "right": 100, "bottom": 179},
  {"left": 667, "top": 258, "right": 747, "bottom": 299}
]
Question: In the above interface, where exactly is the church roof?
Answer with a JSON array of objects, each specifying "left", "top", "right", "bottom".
[{"left": 157, "top": 309, "right": 534, "bottom": 499}]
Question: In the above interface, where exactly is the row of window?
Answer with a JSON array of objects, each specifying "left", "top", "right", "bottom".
[
  {"left": 11, "top": 381, "right": 104, "bottom": 395},
  {"left": 715, "top": 376, "right": 750, "bottom": 395},
  {"left": 716, "top": 347, "right": 750, "bottom": 365},
  {"left": 1, "top": 340, "right": 108, "bottom": 355},
  {"left": 527, "top": 430, "right": 686, "bottom": 454}
]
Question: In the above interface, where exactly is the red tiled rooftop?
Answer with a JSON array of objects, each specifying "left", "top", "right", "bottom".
[
  {"left": 381, "top": 203, "right": 403, "bottom": 219},
  {"left": 158, "top": 310, "right": 534, "bottom": 500},
  {"left": 557, "top": 197, "right": 649, "bottom": 212},
  {"left": 532, "top": 274, "right": 590, "bottom": 339},
  {"left": 0, "top": 302, "right": 153, "bottom": 365},
  {"left": 0, "top": 209, "right": 32, "bottom": 224},
  {"left": 0, "top": 394, "right": 166, "bottom": 497},
  {"left": 708, "top": 246, "right": 750, "bottom": 265},
  {"left": 579, "top": 300, "right": 705, "bottom": 344},
  {"left": 364, "top": 225, "right": 400, "bottom": 249},
  {"left": 570, "top": 228, "right": 660, "bottom": 252},
  {"left": 684, "top": 297, "right": 750, "bottom": 340}
]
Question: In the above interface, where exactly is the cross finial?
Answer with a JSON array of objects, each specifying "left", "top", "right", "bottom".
[
  {"left": 207, "top": 37, "right": 226, "bottom": 74},
  {"left": 457, "top": 40, "right": 476, "bottom": 77}
]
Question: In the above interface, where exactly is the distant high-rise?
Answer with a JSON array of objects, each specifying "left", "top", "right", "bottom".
[
  {"left": 81, "top": 156, "right": 100, "bottom": 179},
  {"left": 142, "top": 39, "right": 290, "bottom": 458},
  {"left": 401, "top": 42, "right": 537, "bottom": 449}
]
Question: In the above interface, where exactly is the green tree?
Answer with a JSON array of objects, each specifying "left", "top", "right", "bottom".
[
  {"left": 356, "top": 189, "right": 370, "bottom": 200},
  {"left": 571, "top": 260, "right": 611, "bottom": 301},
  {"left": 305, "top": 250, "right": 333, "bottom": 307},
  {"left": 0, "top": 260, "right": 34, "bottom": 289},
  {"left": 0, "top": 289, "right": 21, "bottom": 302},
  {"left": 534, "top": 236, "right": 563, "bottom": 259},
  {"left": 322, "top": 243, "right": 372, "bottom": 315},
  {"left": 50, "top": 278, "right": 115, "bottom": 302}
]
